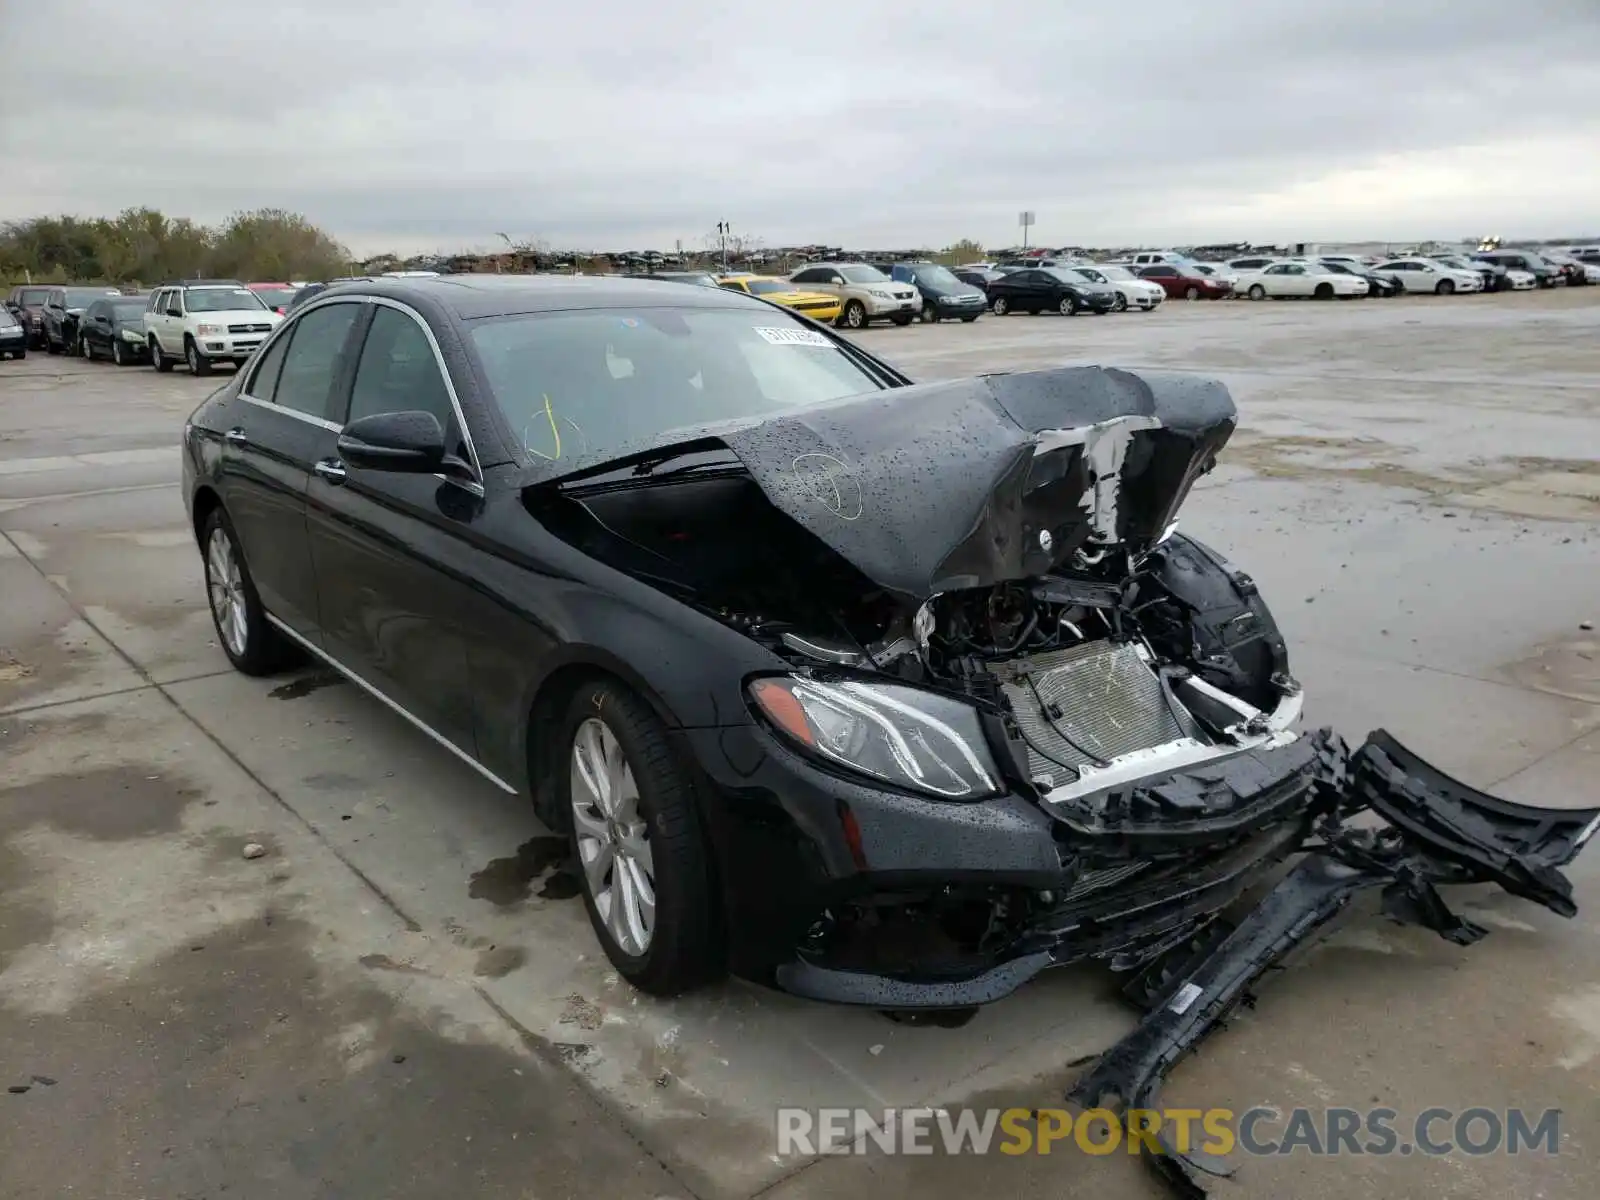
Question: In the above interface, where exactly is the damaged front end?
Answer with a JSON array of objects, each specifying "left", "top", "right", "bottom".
[{"left": 531, "top": 366, "right": 1597, "bottom": 1189}]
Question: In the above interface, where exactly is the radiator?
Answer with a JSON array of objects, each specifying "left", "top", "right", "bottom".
[{"left": 991, "top": 641, "right": 1195, "bottom": 789}]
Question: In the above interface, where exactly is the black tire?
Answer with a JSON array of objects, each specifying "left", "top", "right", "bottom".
[
  {"left": 1058, "top": 295, "right": 1078, "bottom": 315},
  {"left": 1184, "top": 286, "right": 1201, "bottom": 300},
  {"left": 991, "top": 295, "right": 1009, "bottom": 315},
  {"left": 79, "top": 334, "right": 94, "bottom": 360},
  {"left": 1435, "top": 279, "right": 1455, "bottom": 296},
  {"left": 1247, "top": 284, "right": 1266, "bottom": 301},
  {"left": 558, "top": 678, "right": 722, "bottom": 995},
  {"left": 200, "top": 506, "right": 298, "bottom": 676},
  {"left": 151, "top": 338, "right": 174, "bottom": 372},
  {"left": 112, "top": 338, "right": 127, "bottom": 366},
  {"left": 45, "top": 333, "right": 61, "bottom": 355},
  {"left": 1112, "top": 293, "right": 1128, "bottom": 312},
  {"left": 1314, "top": 282, "right": 1334, "bottom": 300},
  {"left": 960, "top": 315, "right": 978, "bottom": 322},
  {"left": 837, "top": 300, "right": 867, "bottom": 330},
  {"left": 890, "top": 313, "right": 914, "bottom": 326},
  {"left": 186, "top": 337, "right": 213, "bottom": 376},
  {"left": 919, "top": 305, "right": 938, "bottom": 323}
]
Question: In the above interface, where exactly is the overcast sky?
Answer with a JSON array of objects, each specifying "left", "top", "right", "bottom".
[{"left": 3, "top": 0, "right": 1597, "bottom": 256}]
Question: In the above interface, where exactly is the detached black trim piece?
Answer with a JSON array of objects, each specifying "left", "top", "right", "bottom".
[
  {"left": 775, "top": 951, "right": 1056, "bottom": 1008},
  {"left": 1065, "top": 729, "right": 1600, "bottom": 1199}
]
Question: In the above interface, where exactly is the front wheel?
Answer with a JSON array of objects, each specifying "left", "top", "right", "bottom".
[
  {"left": 837, "top": 300, "right": 867, "bottom": 330},
  {"left": 1247, "top": 284, "right": 1266, "bottom": 301},
  {"left": 561, "top": 680, "right": 722, "bottom": 995},
  {"left": 991, "top": 296, "right": 1009, "bottom": 315},
  {"left": 151, "top": 338, "right": 174, "bottom": 372},
  {"left": 919, "top": 305, "right": 938, "bottom": 323},
  {"left": 201, "top": 508, "right": 297, "bottom": 676},
  {"left": 112, "top": 338, "right": 127, "bottom": 366},
  {"left": 45, "top": 333, "right": 61, "bottom": 355},
  {"left": 1184, "top": 286, "right": 1201, "bottom": 300},
  {"left": 186, "top": 338, "right": 213, "bottom": 376},
  {"left": 889, "top": 313, "right": 914, "bottom": 326},
  {"left": 1435, "top": 279, "right": 1455, "bottom": 296},
  {"left": 1057, "top": 295, "right": 1078, "bottom": 316},
  {"left": 79, "top": 334, "right": 94, "bottom": 359},
  {"left": 1112, "top": 293, "right": 1128, "bottom": 312},
  {"left": 1314, "top": 283, "right": 1334, "bottom": 300}
]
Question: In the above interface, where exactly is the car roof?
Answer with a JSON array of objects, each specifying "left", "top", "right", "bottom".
[{"left": 305, "top": 273, "right": 767, "bottom": 321}]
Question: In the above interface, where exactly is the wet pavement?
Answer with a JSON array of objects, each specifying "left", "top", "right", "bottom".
[{"left": 1, "top": 288, "right": 1597, "bottom": 1199}]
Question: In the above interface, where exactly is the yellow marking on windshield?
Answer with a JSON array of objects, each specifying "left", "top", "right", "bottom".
[{"left": 525, "top": 393, "right": 563, "bottom": 460}]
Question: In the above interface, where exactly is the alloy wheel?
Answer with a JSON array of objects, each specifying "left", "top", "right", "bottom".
[
  {"left": 113, "top": 339, "right": 125, "bottom": 365},
  {"left": 206, "top": 526, "right": 249, "bottom": 659},
  {"left": 79, "top": 335, "right": 91, "bottom": 359},
  {"left": 570, "top": 717, "right": 655, "bottom": 956}
]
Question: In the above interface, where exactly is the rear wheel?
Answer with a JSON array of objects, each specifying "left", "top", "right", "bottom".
[
  {"left": 991, "top": 296, "right": 1009, "bottom": 316},
  {"left": 560, "top": 679, "right": 722, "bottom": 995},
  {"left": 151, "top": 338, "right": 174, "bottom": 372},
  {"left": 1435, "top": 279, "right": 1455, "bottom": 296},
  {"left": 959, "top": 315, "right": 978, "bottom": 322},
  {"left": 1247, "top": 284, "right": 1266, "bottom": 301},
  {"left": 919, "top": 305, "right": 938, "bottom": 323},
  {"left": 201, "top": 507, "right": 297, "bottom": 676},
  {"left": 890, "top": 313, "right": 914, "bottom": 326}
]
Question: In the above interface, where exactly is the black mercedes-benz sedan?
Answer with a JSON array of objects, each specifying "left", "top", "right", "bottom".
[{"left": 181, "top": 275, "right": 1596, "bottom": 1049}]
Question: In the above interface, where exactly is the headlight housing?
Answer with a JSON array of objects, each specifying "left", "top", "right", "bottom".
[
  {"left": 867, "top": 288, "right": 892, "bottom": 300},
  {"left": 748, "top": 676, "right": 1002, "bottom": 801},
  {"left": 197, "top": 323, "right": 223, "bottom": 336}
]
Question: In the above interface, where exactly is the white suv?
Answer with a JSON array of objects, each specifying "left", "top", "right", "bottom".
[
  {"left": 787, "top": 263, "right": 921, "bottom": 329},
  {"left": 145, "top": 281, "right": 284, "bottom": 375}
]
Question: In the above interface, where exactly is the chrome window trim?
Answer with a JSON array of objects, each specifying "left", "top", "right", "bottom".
[
  {"left": 264, "top": 613, "right": 517, "bottom": 795},
  {"left": 241, "top": 293, "right": 486, "bottom": 494}
]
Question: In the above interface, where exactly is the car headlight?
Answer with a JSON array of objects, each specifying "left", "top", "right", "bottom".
[
  {"left": 748, "top": 676, "right": 1002, "bottom": 800},
  {"left": 197, "top": 323, "right": 223, "bottom": 336},
  {"left": 121, "top": 328, "right": 143, "bottom": 342},
  {"left": 867, "top": 288, "right": 892, "bottom": 300}
]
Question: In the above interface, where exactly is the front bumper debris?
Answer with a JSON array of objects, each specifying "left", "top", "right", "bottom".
[{"left": 1068, "top": 729, "right": 1599, "bottom": 1199}]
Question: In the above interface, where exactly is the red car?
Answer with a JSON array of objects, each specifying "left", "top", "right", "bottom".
[
  {"left": 1136, "top": 264, "right": 1232, "bottom": 300},
  {"left": 247, "top": 282, "right": 300, "bottom": 314}
]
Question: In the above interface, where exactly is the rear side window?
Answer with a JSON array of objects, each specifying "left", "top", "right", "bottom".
[
  {"left": 271, "top": 302, "right": 361, "bottom": 421},
  {"left": 347, "top": 306, "right": 455, "bottom": 432}
]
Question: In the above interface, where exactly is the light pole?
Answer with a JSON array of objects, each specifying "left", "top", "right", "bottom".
[{"left": 717, "top": 220, "right": 730, "bottom": 271}]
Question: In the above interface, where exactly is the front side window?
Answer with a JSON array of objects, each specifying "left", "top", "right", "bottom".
[
  {"left": 347, "top": 306, "right": 456, "bottom": 434},
  {"left": 272, "top": 302, "right": 361, "bottom": 420},
  {"left": 470, "top": 307, "right": 887, "bottom": 471}
]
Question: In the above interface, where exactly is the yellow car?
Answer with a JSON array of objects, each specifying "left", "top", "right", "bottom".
[{"left": 716, "top": 275, "right": 842, "bottom": 324}]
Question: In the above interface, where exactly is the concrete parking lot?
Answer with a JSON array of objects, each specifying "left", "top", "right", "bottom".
[{"left": 2, "top": 290, "right": 1597, "bottom": 1199}]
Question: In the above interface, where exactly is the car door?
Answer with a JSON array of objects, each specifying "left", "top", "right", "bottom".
[
  {"left": 219, "top": 299, "right": 364, "bottom": 642},
  {"left": 1141, "top": 266, "right": 1177, "bottom": 297},
  {"left": 1264, "top": 264, "right": 1303, "bottom": 296},
  {"left": 304, "top": 301, "right": 483, "bottom": 756},
  {"left": 42, "top": 289, "right": 65, "bottom": 345},
  {"left": 155, "top": 288, "right": 186, "bottom": 351}
]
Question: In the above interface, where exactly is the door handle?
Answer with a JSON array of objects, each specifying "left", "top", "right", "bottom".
[
  {"left": 223, "top": 427, "right": 248, "bottom": 445},
  {"left": 314, "top": 459, "right": 347, "bottom": 484}
]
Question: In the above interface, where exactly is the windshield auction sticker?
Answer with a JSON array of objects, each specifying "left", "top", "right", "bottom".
[{"left": 754, "top": 326, "right": 833, "bottom": 347}]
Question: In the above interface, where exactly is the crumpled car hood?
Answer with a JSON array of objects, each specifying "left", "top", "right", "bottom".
[{"left": 714, "top": 366, "right": 1236, "bottom": 599}]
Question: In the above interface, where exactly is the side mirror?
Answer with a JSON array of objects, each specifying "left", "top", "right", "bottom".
[
  {"left": 830, "top": 276, "right": 845, "bottom": 285},
  {"left": 337, "top": 410, "right": 446, "bottom": 474}
]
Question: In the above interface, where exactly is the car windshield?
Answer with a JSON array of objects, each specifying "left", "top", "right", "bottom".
[
  {"left": 19, "top": 288, "right": 50, "bottom": 306},
  {"left": 747, "top": 279, "right": 799, "bottom": 296},
  {"left": 470, "top": 307, "right": 888, "bottom": 473},
  {"left": 65, "top": 288, "right": 120, "bottom": 307},
  {"left": 252, "top": 286, "right": 297, "bottom": 301},
  {"left": 839, "top": 265, "right": 888, "bottom": 283},
  {"left": 0, "top": 309, "right": 16, "bottom": 328},
  {"left": 1072, "top": 268, "right": 1106, "bottom": 283},
  {"left": 186, "top": 288, "right": 267, "bottom": 312},
  {"left": 1092, "top": 265, "right": 1134, "bottom": 281},
  {"left": 1043, "top": 268, "right": 1085, "bottom": 284},
  {"left": 910, "top": 264, "right": 964, "bottom": 291}
]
